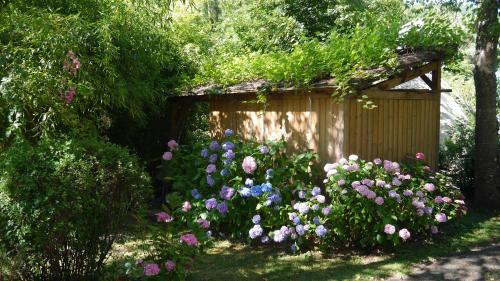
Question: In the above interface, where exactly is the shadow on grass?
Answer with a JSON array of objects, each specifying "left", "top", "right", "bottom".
[{"left": 190, "top": 210, "right": 499, "bottom": 281}]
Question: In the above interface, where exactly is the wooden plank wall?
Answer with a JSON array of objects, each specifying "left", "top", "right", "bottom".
[
  {"left": 343, "top": 91, "right": 440, "bottom": 168},
  {"left": 209, "top": 92, "right": 343, "bottom": 166}
]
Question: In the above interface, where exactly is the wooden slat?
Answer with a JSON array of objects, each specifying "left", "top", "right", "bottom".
[{"left": 368, "top": 61, "right": 440, "bottom": 90}]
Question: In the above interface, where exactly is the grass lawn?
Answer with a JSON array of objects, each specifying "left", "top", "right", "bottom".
[{"left": 188, "top": 210, "right": 499, "bottom": 281}]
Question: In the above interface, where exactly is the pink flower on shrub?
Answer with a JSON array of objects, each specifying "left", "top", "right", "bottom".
[
  {"left": 182, "top": 201, "right": 191, "bottom": 212},
  {"left": 197, "top": 218, "right": 210, "bottom": 229},
  {"left": 434, "top": 196, "right": 443, "bottom": 203},
  {"left": 351, "top": 181, "right": 361, "bottom": 188},
  {"left": 180, "top": 233, "right": 198, "bottom": 246},
  {"left": 431, "top": 225, "right": 439, "bottom": 234},
  {"left": 375, "top": 180, "right": 386, "bottom": 187},
  {"left": 366, "top": 190, "right": 376, "bottom": 200},
  {"left": 242, "top": 156, "right": 257, "bottom": 174},
  {"left": 64, "top": 88, "right": 76, "bottom": 104},
  {"left": 435, "top": 213, "right": 447, "bottom": 223},
  {"left": 384, "top": 224, "right": 396, "bottom": 234},
  {"left": 424, "top": 183, "right": 435, "bottom": 192},
  {"left": 399, "top": 228, "right": 411, "bottom": 241},
  {"left": 375, "top": 197, "right": 384, "bottom": 205},
  {"left": 442, "top": 196, "right": 452, "bottom": 203},
  {"left": 165, "top": 260, "right": 176, "bottom": 272},
  {"left": 167, "top": 140, "right": 178, "bottom": 151},
  {"left": 155, "top": 212, "right": 173, "bottom": 223},
  {"left": 338, "top": 179, "right": 346, "bottom": 186},
  {"left": 162, "top": 151, "right": 173, "bottom": 161},
  {"left": 144, "top": 263, "right": 160, "bottom": 276},
  {"left": 415, "top": 152, "right": 425, "bottom": 160}
]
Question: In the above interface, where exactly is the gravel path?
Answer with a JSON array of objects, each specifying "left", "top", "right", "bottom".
[{"left": 388, "top": 244, "right": 500, "bottom": 281}]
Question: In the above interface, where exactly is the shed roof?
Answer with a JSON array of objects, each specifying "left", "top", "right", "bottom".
[{"left": 179, "top": 50, "right": 445, "bottom": 98}]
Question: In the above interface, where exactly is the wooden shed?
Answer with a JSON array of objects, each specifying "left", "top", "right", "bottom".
[{"left": 175, "top": 51, "right": 446, "bottom": 168}]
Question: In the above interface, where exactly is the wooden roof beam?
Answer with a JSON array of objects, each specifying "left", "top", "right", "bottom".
[{"left": 368, "top": 61, "right": 441, "bottom": 91}]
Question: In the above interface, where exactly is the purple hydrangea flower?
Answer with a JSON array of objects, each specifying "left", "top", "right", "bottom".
[
  {"left": 206, "top": 164, "right": 216, "bottom": 174},
  {"left": 223, "top": 150, "right": 235, "bottom": 160},
  {"left": 376, "top": 180, "right": 386, "bottom": 187},
  {"left": 261, "top": 236, "right": 270, "bottom": 243},
  {"left": 403, "top": 190, "right": 413, "bottom": 196},
  {"left": 209, "top": 154, "right": 218, "bottom": 163},
  {"left": 434, "top": 196, "right": 444, "bottom": 203},
  {"left": 217, "top": 201, "right": 228, "bottom": 214},
  {"left": 322, "top": 207, "right": 331, "bottom": 216},
  {"left": 268, "top": 193, "right": 281, "bottom": 203},
  {"left": 435, "top": 213, "right": 447, "bottom": 223},
  {"left": 205, "top": 198, "right": 217, "bottom": 210},
  {"left": 312, "top": 204, "right": 320, "bottom": 211},
  {"left": 338, "top": 179, "right": 346, "bottom": 186},
  {"left": 222, "top": 141, "right": 234, "bottom": 151},
  {"left": 316, "top": 195, "right": 326, "bottom": 203},
  {"left": 209, "top": 141, "right": 220, "bottom": 151},
  {"left": 220, "top": 186, "right": 235, "bottom": 200},
  {"left": 220, "top": 168, "right": 229, "bottom": 177},
  {"left": 297, "top": 203, "right": 309, "bottom": 214},
  {"left": 224, "top": 128, "right": 233, "bottom": 137},
  {"left": 296, "top": 224, "right": 305, "bottom": 236},
  {"left": 374, "top": 158, "right": 382, "bottom": 165},
  {"left": 249, "top": 225, "right": 263, "bottom": 239},
  {"left": 259, "top": 145, "right": 269, "bottom": 154},
  {"left": 313, "top": 216, "right": 320, "bottom": 225},
  {"left": 200, "top": 148, "right": 209, "bottom": 158},
  {"left": 312, "top": 186, "right": 321, "bottom": 196},
  {"left": 375, "top": 197, "right": 384, "bottom": 205},
  {"left": 206, "top": 175, "right": 215, "bottom": 187}
]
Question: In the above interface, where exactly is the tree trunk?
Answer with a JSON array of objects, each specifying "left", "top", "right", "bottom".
[{"left": 473, "top": 0, "right": 500, "bottom": 208}]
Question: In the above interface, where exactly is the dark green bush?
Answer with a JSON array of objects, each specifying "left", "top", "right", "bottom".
[{"left": 0, "top": 138, "right": 152, "bottom": 280}]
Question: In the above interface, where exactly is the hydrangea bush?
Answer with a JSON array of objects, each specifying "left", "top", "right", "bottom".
[
  {"left": 323, "top": 153, "right": 466, "bottom": 248},
  {"left": 159, "top": 129, "right": 319, "bottom": 241}
]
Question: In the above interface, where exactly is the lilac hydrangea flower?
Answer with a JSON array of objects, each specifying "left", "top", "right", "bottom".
[
  {"left": 209, "top": 141, "right": 220, "bottom": 151},
  {"left": 434, "top": 196, "right": 444, "bottom": 203},
  {"left": 224, "top": 128, "right": 233, "bottom": 137},
  {"left": 392, "top": 178, "right": 402, "bottom": 186},
  {"left": 220, "top": 186, "right": 235, "bottom": 200},
  {"left": 399, "top": 228, "right": 411, "bottom": 241},
  {"left": 338, "top": 179, "right": 346, "bottom": 186},
  {"left": 162, "top": 151, "right": 172, "bottom": 161},
  {"left": 376, "top": 180, "right": 386, "bottom": 187},
  {"left": 415, "top": 191, "right": 424, "bottom": 197},
  {"left": 313, "top": 216, "right": 321, "bottom": 225},
  {"left": 403, "top": 190, "right": 413, "bottom": 196},
  {"left": 296, "top": 224, "right": 305, "bottom": 236},
  {"left": 312, "top": 187, "right": 321, "bottom": 196},
  {"left": 249, "top": 225, "right": 263, "bottom": 239},
  {"left": 435, "top": 213, "right": 447, "bottom": 223},
  {"left": 217, "top": 201, "right": 228, "bottom": 214},
  {"left": 296, "top": 203, "right": 309, "bottom": 214},
  {"left": 315, "top": 225, "right": 327, "bottom": 237},
  {"left": 322, "top": 207, "right": 331, "bottom": 216},
  {"left": 312, "top": 204, "right": 319, "bottom": 211},
  {"left": 384, "top": 224, "right": 396, "bottom": 234},
  {"left": 431, "top": 225, "right": 439, "bottom": 234},
  {"left": 223, "top": 150, "right": 235, "bottom": 160},
  {"left": 375, "top": 197, "right": 384, "bottom": 205},
  {"left": 373, "top": 158, "right": 382, "bottom": 165},
  {"left": 261, "top": 236, "right": 269, "bottom": 243},
  {"left": 424, "top": 183, "right": 435, "bottom": 192},
  {"left": 252, "top": 215, "right": 261, "bottom": 224},
  {"left": 259, "top": 145, "right": 269, "bottom": 154},
  {"left": 206, "top": 164, "right": 216, "bottom": 174},
  {"left": 298, "top": 190, "right": 306, "bottom": 199},
  {"left": 316, "top": 195, "right": 326, "bottom": 203},
  {"left": 205, "top": 198, "right": 217, "bottom": 210}
]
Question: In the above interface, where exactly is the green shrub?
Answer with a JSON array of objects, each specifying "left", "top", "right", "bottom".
[{"left": 0, "top": 138, "right": 152, "bottom": 280}]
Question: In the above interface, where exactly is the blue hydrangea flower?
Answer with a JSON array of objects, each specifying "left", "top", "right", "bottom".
[
  {"left": 293, "top": 216, "right": 300, "bottom": 225},
  {"left": 245, "top": 178, "right": 254, "bottom": 187},
  {"left": 312, "top": 204, "right": 319, "bottom": 211},
  {"left": 220, "top": 168, "right": 229, "bottom": 177},
  {"left": 296, "top": 202, "right": 309, "bottom": 214},
  {"left": 191, "top": 189, "right": 202, "bottom": 200},
  {"left": 217, "top": 201, "right": 228, "bottom": 214},
  {"left": 209, "top": 154, "right": 218, "bottom": 163},
  {"left": 252, "top": 215, "right": 261, "bottom": 224},
  {"left": 313, "top": 216, "right": 321, "bottom": 225},
  {"left": 251, "top": 185, "right": 263, "bottom": 197},
  {"left": 315, "top": 225, "right": 327, "bottom": 237},
  {"left": 222, "top": 141, "right": 234, "bottom": 151},
  {"left": 206, "top": 175, "right": 215, "bottom": 187},
  {"left": 200, "top": 149, "right": 209, "bottom": 158},
  {"left": 249, "top": 224, "right": 263, "bottom": 239},
  {"left": 224, "top": 128, "right": 233, "bottom": 137},
  {"left": 322, "top": 207, "right": 331, "bottom": 216},
  {"left": 209, "top": 141, "right": 220, "bottom": 151},
  {"left": 261, "top": 182, "right": 273, "bottom": 193},
  {"left": 288, "top": 212, "right": 297, "bottom": 221},
  {"left": 296, "top": 224, "right": 305, "bottom": 236},
  {"left": 223, "top": 159, "right": 231, "bottom": 166},
  {"left": 312, "top": 186, "right": 321, "bottom": 196},
  {"left": 268, "top": 193, "right": 281, "bottom": 203},
  {"left": 239, "top": 187, "right": 251, "bottom": 197},
  {"left": 261, "top": 235, "right": 269, "bottom": 243}
]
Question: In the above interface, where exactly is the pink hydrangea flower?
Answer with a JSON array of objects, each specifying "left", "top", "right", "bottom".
[
  {"left": 338, "top": 179, "right": 346, "bottom": 186},
  {"left": 180, "top": 233, "right": 199, "bottom": 246},
  {"left": 165, "top": 260, "right": 176, "bottom": 272},
  {"left": 144, "top": 263, "right": 160, "bottom": 276},
  {"left": 182, "top": 201, "right": 191, "bottom": 212},
  {"left": 375, "top": 197, "right": 384, "bottom": 205},
  {"left": 442, "top": 196, "right": 452, "bottom": 203},
  {"left": 435, "top": 213, "right": 447, "bottom": 223},
  {"left": 167, "top": 140, "right": 178, "bottom": 151},
  {"left": 415, "top": 152, "right": 425, "bottom": 160},
  {"left": 424, "top": 183, "right": 435, "bottom": 192},
  {"left": 434, "top": 196, "right": 444, "bottom": 203},
  {"left": 242, "top": 156, "right": 257, "bottom": 174},
  {"left": 64, "top": 88, "right": 76, "bottom": 104},
  {"left": 399, "top": 228, "right": 411, "bottom": 241},
  {"left": 155, "top": 212, "right": 173, "bottom": 223},
  {"left": 162, "top": 151, "right": 173, "bottom": 161},
  {"left": 384, "top": 224, "right": 396, "bottom": 234},
  {"left": 197, "top": 218, "right": 210, "bottom": 229}
]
